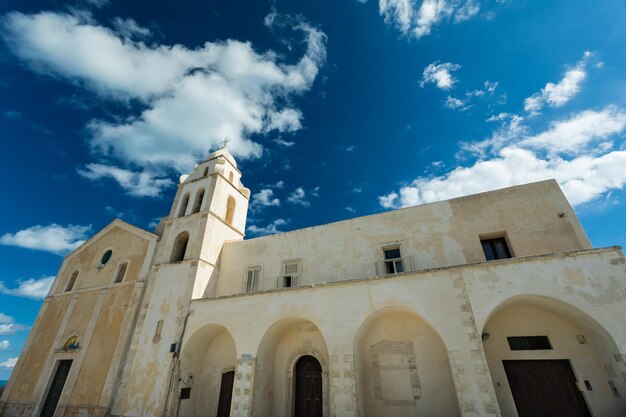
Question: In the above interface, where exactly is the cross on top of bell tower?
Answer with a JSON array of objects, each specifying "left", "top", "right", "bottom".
[{"left": 220, "top": 137, "right": 231, "bottom": 149}]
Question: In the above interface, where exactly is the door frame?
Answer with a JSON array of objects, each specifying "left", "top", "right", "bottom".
[
  {"left": 286, "top": 349, "right": 329, "bottom": 417},
  {"left": 37, "top": 358, "right": 74, "bottom": 417}
]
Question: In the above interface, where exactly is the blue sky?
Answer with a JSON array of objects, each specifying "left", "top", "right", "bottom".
[{"left": 1, "top": 0, "right": 626, "bottom": 379}]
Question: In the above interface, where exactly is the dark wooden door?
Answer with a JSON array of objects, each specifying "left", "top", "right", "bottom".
[
  {"left": 216, "top": 370, "right": 234, "bottom": 417},
  {"left": 503, "top": 360, "right": 592, "bottom": 417},
  {"left": 40, "top": 360, "right": 72, "bottom": 417},
  {"left": 294, "top": 355, "right": 323, "bottom": 417}
]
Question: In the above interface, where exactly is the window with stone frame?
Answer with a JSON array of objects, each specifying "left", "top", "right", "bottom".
[
  {"left": 244, "top": 266, "right": 261, "bottom": 293},
  {"left": 383, "top": 247, "right": 404, "bottom": 274}
]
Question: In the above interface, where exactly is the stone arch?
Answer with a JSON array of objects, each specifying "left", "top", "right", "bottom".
[
  {"left": 481, "top": 295, "right": 626, "bottom": 417},
  {"left": 178, "top": 324, "right": 237, "bottom": 417},
  {"left": 225, "top": 196, "right": 235, "bottom": 225},
  {"left": 178, "top": 193, "right": 190, "bottom": 217},
  {"left": 170, "top": 232, "right": 189, "bottom": 263},
  {"left": 252, "top": 317, "right": 329, "bottom": 417},
  {"left": 354, "top": 307, "right": 460, "bottom": 417},
  {"left": 191, "top": 188, "right": 205, "bottom": 214}
]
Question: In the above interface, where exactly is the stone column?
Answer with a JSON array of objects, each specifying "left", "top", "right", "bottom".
[
  {"left": 230, "top": 355, "right": 255, "bottom": 417},
  {"left": 329, "top": 353, "right": 358, "bottom": 417},
  {"left": 449, "top": 271, "right": 502, "bottom": 417}
]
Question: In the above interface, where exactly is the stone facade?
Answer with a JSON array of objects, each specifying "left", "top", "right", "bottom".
[{"left": 1, "top": 149, "right": 626, "bottom": 417}]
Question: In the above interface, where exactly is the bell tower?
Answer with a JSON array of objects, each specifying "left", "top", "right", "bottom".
[
  {"left": 157, "top": 148, "right": 250, "bottom": 297},
  {"left": 111, "top": 148, "right": 250, "bottom": 417}
]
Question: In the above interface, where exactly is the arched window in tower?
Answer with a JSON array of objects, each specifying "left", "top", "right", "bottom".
[
  {"left": 225, "top": 197, "right": 236, "bottom": 225},
  {"left": 178, "top": 193, "right": 190, "bottom": 218},
  {"left": 171, "top": 232, "right": 189, "bottom": 263},
  {"left": 192, "top": 189, "right": 205, "bottom": 214},
  {"left": 203, "top": 167, "right": 209, "bottom": 177},
  {"left": 228, "top": 172, "right": 234, "bottom": 183}
]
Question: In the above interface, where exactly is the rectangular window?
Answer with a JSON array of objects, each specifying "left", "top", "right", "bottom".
[
  {"left": 114, "top": 262, "right": 128, "bottom": 283},
  {"left": 481, "top": 237, "right": 512, "bottom": 261},
  {"left": 65, "top": 271, "right": 78, "bottom": 292},
  {"left": 279, "top": 261, "right": 299, "bottom": 288},
  {"left": 245, "top": 267, "right": 261, "bottom": 293},
  {"left": 507, "top": 336, "right": 552, "bottom": 350},
  {"left": 383, "top": 247, "right": 404, "bottom": 274}
]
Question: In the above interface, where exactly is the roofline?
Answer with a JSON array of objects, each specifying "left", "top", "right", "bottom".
[{"left": 237, "top": 179, "right": 561, "bottom": 245}]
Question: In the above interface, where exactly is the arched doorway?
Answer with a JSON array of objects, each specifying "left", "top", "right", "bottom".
[
  {"left": 482, "top": 296, "right": 626, "bottom": 417},
  {"left": 178, "top": 325, "right": 237, "bottom": 417},
  {"left": 253, "top": 317, "right": 329, "bottom": 417},
  {"left": 294, "top": 356, "right": 323, "bottom": 417}
]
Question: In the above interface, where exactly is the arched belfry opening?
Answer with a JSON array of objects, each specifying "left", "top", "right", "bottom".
[
  {"left": 192, "top": 189, "right": 205, "bottom": 214},
  {"left": 225, "top": 197, "right": 235, "bottom": 225},
  {"left": 171, "top": 232, "right": 189, "bottom": 262},
  {"left": 178, "top": 193, "right": 190, "bottom": 218}
]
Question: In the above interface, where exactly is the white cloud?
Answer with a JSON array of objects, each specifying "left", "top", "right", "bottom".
[
  {"left": 520, "top": 107, "right": 626, "bottom": 155},
  {"left": 444, "top": 96, "right": 469, "bottom": 110},
  {"left": 0, "top": 340, "right": 9, "bottom": 349},
  {"left": 379, "top": 107, "right": 626, "bottom": 209},
  {"left": 420, "top": 62, "right": 461, "bottom": 90},
  {"left": 0, "top": 224, "right": 91, "bottom": 255},
  {"left": 3, "top": 11, "right": 327, "bottom": 184},
  {"left": 273, "top": 139, "right": 296, "bottom": 147},
  {"left": 345, "top": 206, "right": 356, "bottom": 213},
  {"left": 287, "top": 187, "right": 310, "bottom": 206},
  {"left": 524, "top": 54, "right": 590, "bottom": 114},
  {"left": 379, "top": 0, "right": 483, "bottom": 39},
  {"left": 0, "top": 324, "right": 27, "bottom": 335},
  {"left": 247, "top": 218, "right": 288, "bottom": 235},
  {"left": 111, "top": 17, "right": 150, "bottom": 39},
  {"left": 0, "top": 276, "right": 55, "bottom": 299},
  {"left": 251, "top": 188, "right": 280, "bottom": 210},
  {"left": 0, "top": 357, "right": 17, "bottom": 368},
  {"left": 78, "top": 163, "right": 173, "bottom": 197},
  {"left": 311, "top": 186, "right": 320, "bottom": 197},
  {"left": 0, "top": 313, "right": 12, "bottom": 324}
]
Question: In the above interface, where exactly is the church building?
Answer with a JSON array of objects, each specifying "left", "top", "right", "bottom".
[{"left": 1, "top": 148, "right": 626, "bottom": 417}]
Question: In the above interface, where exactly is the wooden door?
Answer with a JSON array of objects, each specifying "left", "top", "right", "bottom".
[
  {"left": 40, "top": 360, "right": 72, "bottom": 417},
  {"left": 294, "top": 355, "right": 323, "bottom": 417},
  {"left": 216, "top": 370, "right": 234, "bottom": 417},
  {"left": 503, "top": 360, "right": 591, "bottom": 417}
]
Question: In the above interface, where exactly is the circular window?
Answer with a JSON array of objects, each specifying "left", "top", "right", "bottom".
[{"left": 101, "top": 250, "right": 113, "bottom": 265}]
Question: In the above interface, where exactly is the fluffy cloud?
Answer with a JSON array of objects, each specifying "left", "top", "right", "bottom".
[
  {"left": 287, "top": 187, "right": 310, "bottom": 206},
  {"left": 0, "top": 357, "right": 17, "bottom": 368},
  {"left": 445, "top": 96, "right": 468, "bottom": 110},
  {"left": 0, "top": 276, "right": 55, "bottom": 299},
  {"left": 379, "top": 0, "right": 481, "bottom": 38},
  {"left": 247, "top": 218, "right": 288, "bottom": 235},
  {"left": 0, "top": 224, "right": 91, "bottom": 255},
  {"left": 0, "top": 314, "right": 27, "bottom": 335},
  {"left": 379, "top": 107, "right": 626, "bottom": 208},
  {"left": 2, "top": 10, "right": 327, "bottom": 188},
  {"left": 251, "top": 188, "right": 280, "bottom": 210},
  {"left": 524, "top": 53, "right": 590, "bottom": 114},
  {"left": 420, "top": 62, "right": 460, "bottom": 90},
  {"left": 0, "top": 340, "right": 8, "bottom": 349},
  {"left": 78, "top": 163, "right": 173, "bottom": 197}
]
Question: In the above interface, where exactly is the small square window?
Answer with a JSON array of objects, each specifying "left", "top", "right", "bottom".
[
  {"left": 245, "top": 267, "right": 260, "bottom": 293},
  {"left": 481, "top": 237, "right": 512, "bottom": 261},
  {"left": 383, "top": 247, "right": 404, "bottom": 274},
  {"left": 279, "top": 261, "right": 299, "bottom": 288}
]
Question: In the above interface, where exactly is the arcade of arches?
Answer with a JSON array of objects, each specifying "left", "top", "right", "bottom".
[{"left": 175, "top": 295, "right": 626, "bottom": 417}]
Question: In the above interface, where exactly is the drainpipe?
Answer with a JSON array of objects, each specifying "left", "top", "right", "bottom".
[{"left": 162, "top": 311, "right": 191, "bottom": 417}]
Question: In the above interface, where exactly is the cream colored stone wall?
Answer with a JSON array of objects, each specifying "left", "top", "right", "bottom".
[
  {"left": 215, "top": 180, "right": 591, "bottom": 297},
  {"left": 173, "top": 247, "right": 626, "bottom": 417},
  {"left": 0, "top": 221, "right": 157, "bottom": 417}
]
